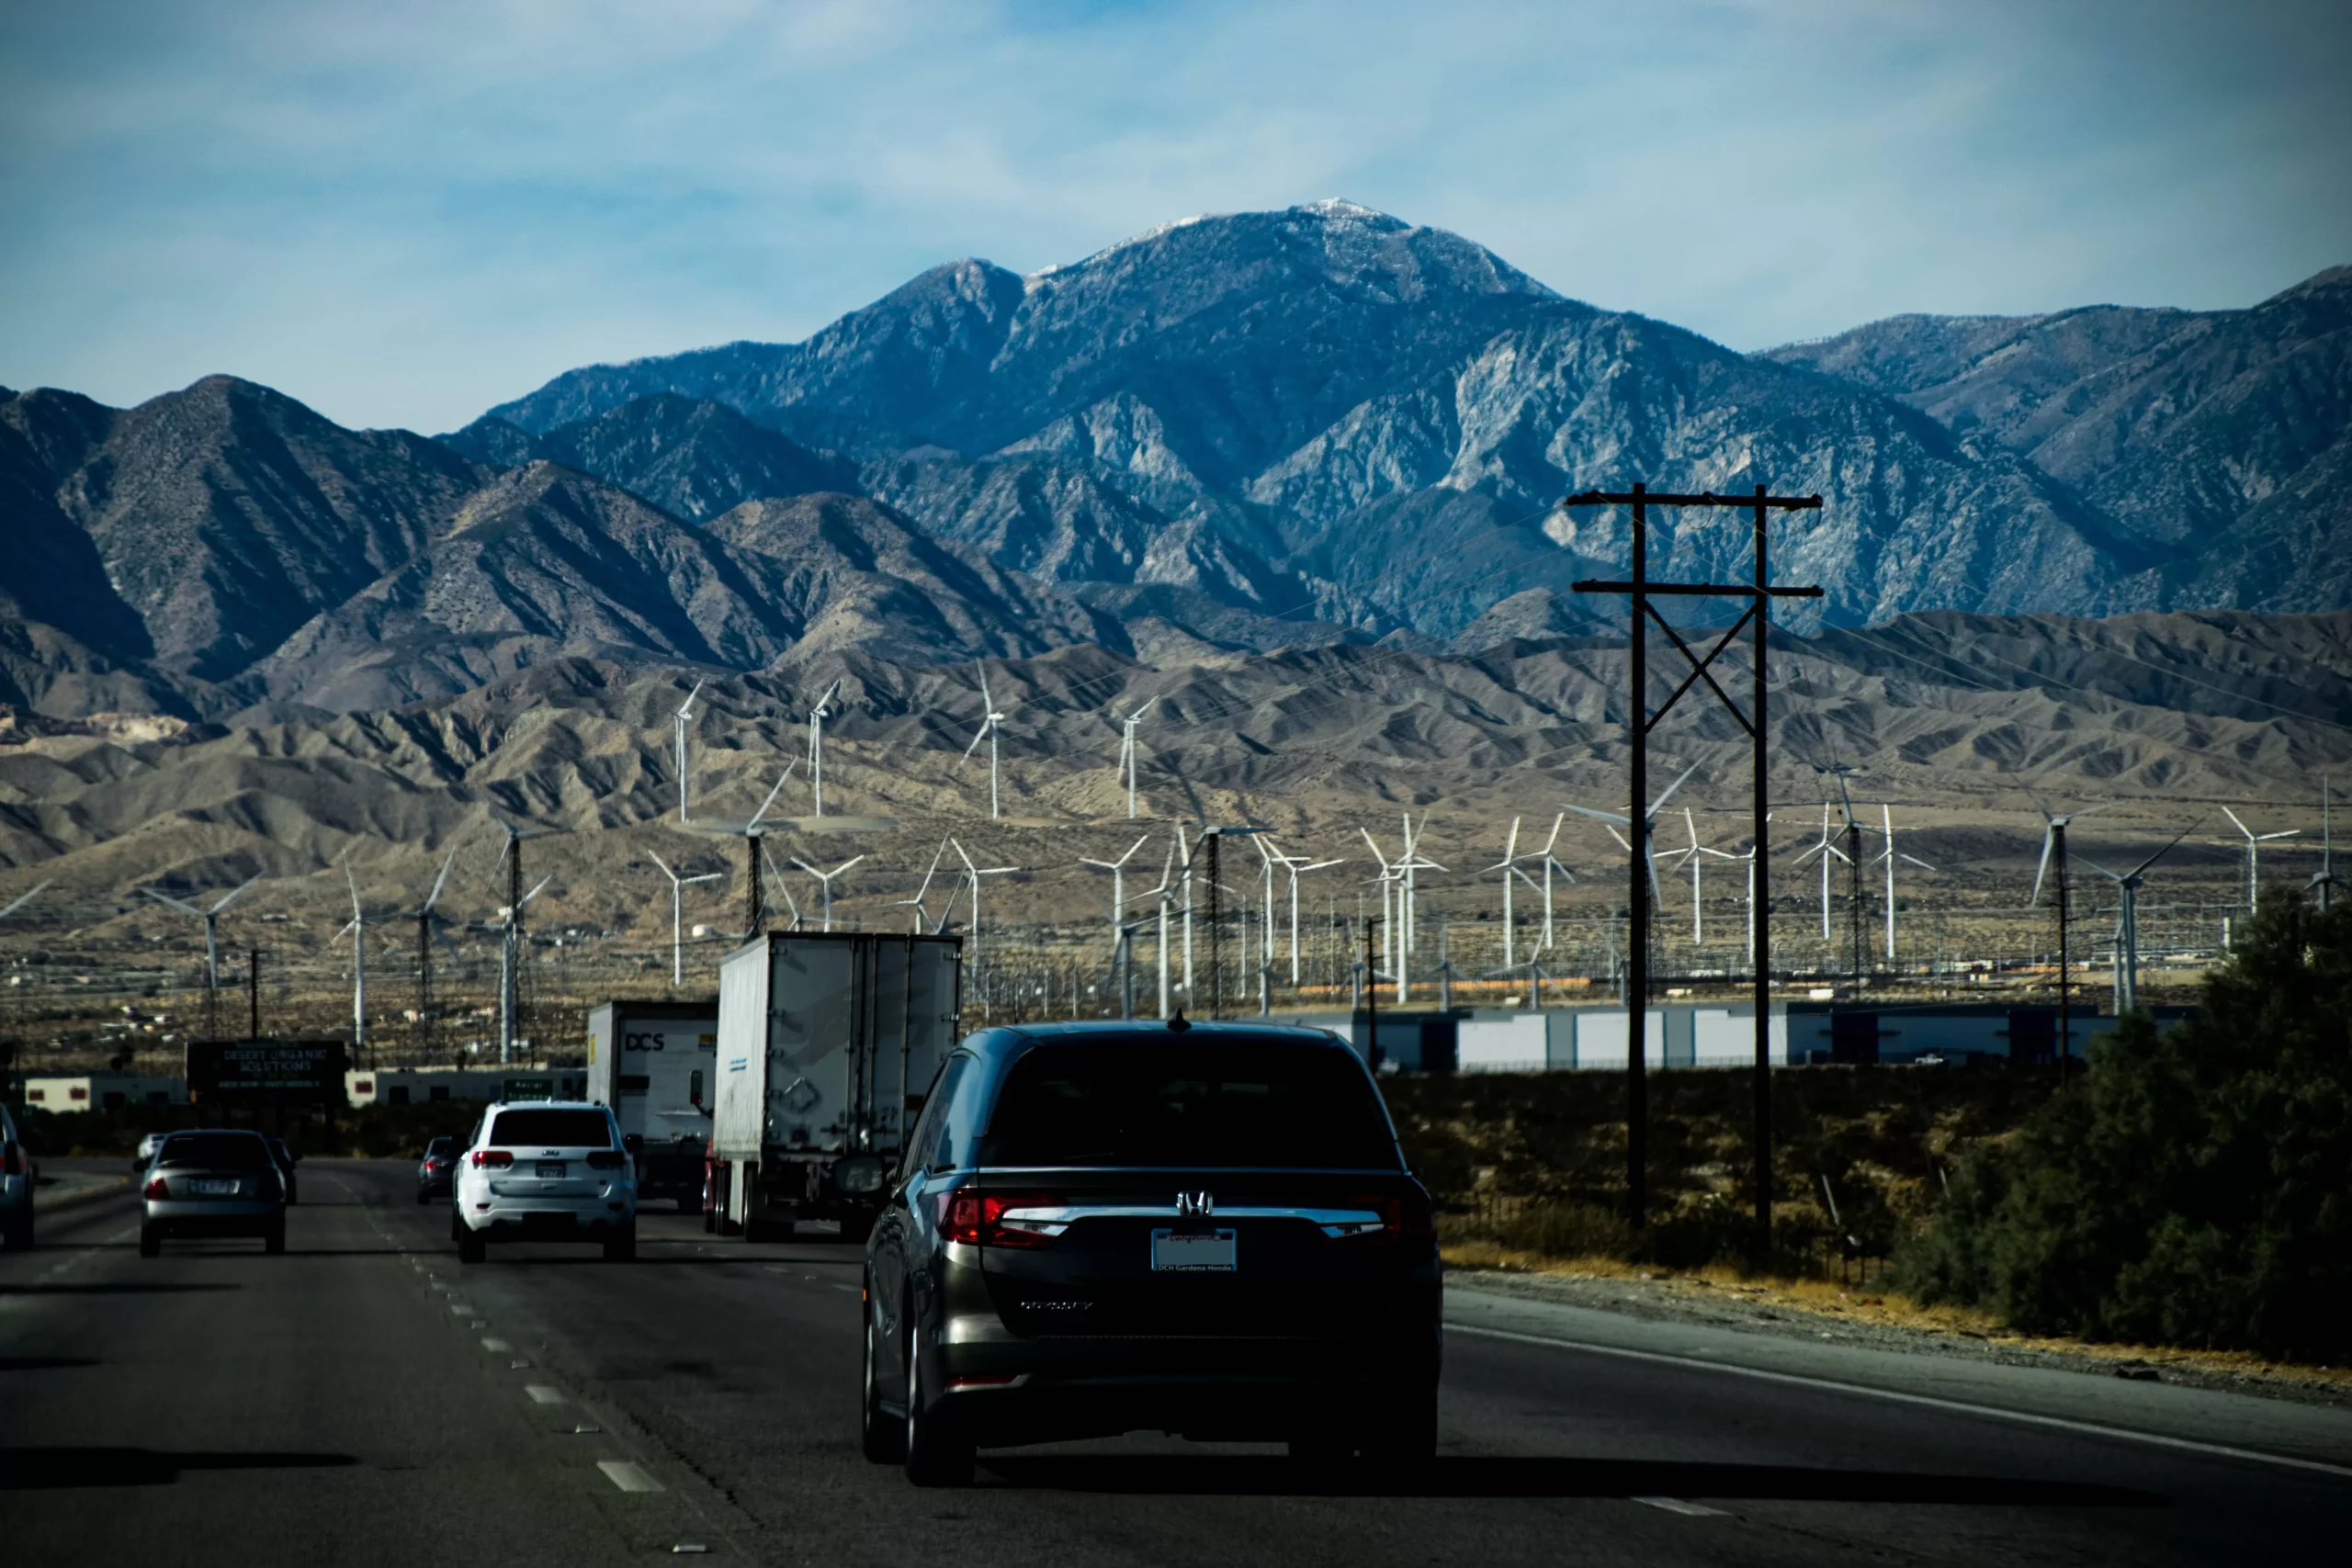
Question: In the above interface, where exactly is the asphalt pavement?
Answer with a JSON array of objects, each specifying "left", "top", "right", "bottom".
[{"left": 4, "top": 1157, "right": 2347, "bottom": 1566}]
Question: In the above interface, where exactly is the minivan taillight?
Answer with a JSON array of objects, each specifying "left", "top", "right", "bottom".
[
  {"left": 585, "top": 1150, "right": 627, "bottom": 1169},
  {"left": 1343, "top": 1190, "right": 1437, "bottom": 1244},
  {"left": 470, "top": 1149, "right": 514, "bottom": 1168},
  {"left": 144, "top": 1176, "right": 169, "bottom": 1200},
  {"left": 936, "top": 1190, "right": 1062, "bottom": 1247}
]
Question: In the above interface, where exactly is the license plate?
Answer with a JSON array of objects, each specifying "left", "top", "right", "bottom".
[
  {"left": 536, "top": 1162, "right": 567, "bottom": 1179},
  {"left": 189, "top": 1178, "right": 239, "bottom": 1196},
  {"left": 1151, "top": 1227, "right": 1238, "bottom": 1272}
]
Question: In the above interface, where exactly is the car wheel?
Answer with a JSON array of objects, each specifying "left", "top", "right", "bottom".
[
  {"left": 902, "top": 1319, "right": 973, "bottom": 1487},
  {"left": 861, "top": 1299, "right": 905, "bottom": 1463},
  {"left": 458, "top": 1225, "right": 487, "bottom": 1265},
  {"left": 1361, "top": 1381, "right": 1439, "bottom": 1468},
  {"left": 139, "top": 1226, "right": 161, "bottom": 1258},
  {"left": 603, "top": 1228, "right": 637, "bottom": 1263},
  {"left": 264, "top": 1221, "right": 287, "bottom": 1256}
]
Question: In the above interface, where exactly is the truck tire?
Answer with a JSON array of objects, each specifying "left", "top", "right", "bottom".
[
  {"left": 902, "top": 1321, "right": 974, "bottom": 1487},
  {"left": 1361, "top": 1380, "right": 1439, "bottom": 1469},
  {"left": 139, "top": 1227, "right": 161, "bottom": 1258}
]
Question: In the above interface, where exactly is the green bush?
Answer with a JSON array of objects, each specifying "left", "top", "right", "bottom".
[{"left": 1899, "top": 897, "right": 2352, "bottom": 1362}]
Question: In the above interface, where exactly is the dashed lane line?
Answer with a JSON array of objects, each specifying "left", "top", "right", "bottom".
[
  {"left": 1633, "top": 1497, "right": 1729, "bottom": 1517},
  {"left": 526, "top": 1385, "right": 569, "bottom": 1404},
  {"left": 598, "top": 1461, "right": 665, "bottom": 1493}
]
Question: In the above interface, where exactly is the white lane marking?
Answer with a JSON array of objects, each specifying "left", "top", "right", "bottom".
[
  {"left": 448, "top": 1302, "right": 475, "bottom": 1315},
  {"left": 481, "top": 1337, "right": 513, "bottom": 1352},
  {"left": 598, "top": 1460, "right": 664, "bottom": 1493},
  {"left": 1634, "top": 1496, "right": 1728, "bottom": 1517},
  {"left": 1448, "top": 1323, "right": 2352, "bottom": 1481},
  {"left": 832, "top": 1282, "right": 857, "bottom": 1292},
  {"left": 526, "top": 1385, "right": 568, "bottom": 1404}
]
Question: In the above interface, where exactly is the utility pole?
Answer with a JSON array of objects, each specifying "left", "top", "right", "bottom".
[
  {"left": 249, "top": 947, "right": 261, "bottom": 1041},
  {"left": 1205, "top": 833, "right": 1222, "bottom": 1021},
  {"left": 1847, "top": 813, "right": 1865, "bottom": 984},
  {"left": 1568, "top": 482, "right": 1823, "bottom": 1241},
  {"left": 1363, "top": 915, "right": 1380, "bottom": 1067},
  {"left": 2055, "top": 818, "right": 2072, "bottom": 1086}
]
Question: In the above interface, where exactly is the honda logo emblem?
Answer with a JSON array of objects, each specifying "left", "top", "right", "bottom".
[{"left": 1175, "top": 1190, "right": 1215, "bottom": 1220}]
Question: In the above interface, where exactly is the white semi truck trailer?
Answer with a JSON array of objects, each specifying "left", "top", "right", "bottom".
[
  {"left": 585, "top": 998, "right": 718, "bottom": 1212},
  {"left": 710, "top": 932, "right": 962, "bottom": 1241}
]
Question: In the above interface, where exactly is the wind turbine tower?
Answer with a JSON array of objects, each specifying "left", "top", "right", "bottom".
[
  {"left": 1118, "top": 698, "right": 1156, "bottom": 819},
  {"left": 141, "top": 874, "right": 261, "bottom": 1040},
  {"left": 791, "top": 854, "right": 865, "bottom": 932},
  {"left": 965, "top": 665, "right": 1011, "bottom": 819},
  {"left": 674, "top": 678, "right": 705, "bottom": 825},
  {"left": 806, "top": 678, "right": 842, "bottom": 818},
  {"left": 2222, "top": 807, "right": 2297, "bottom": 917},
  {"left": 2085, "top": 827, "right": 2195, "bottom": 1012},
  {"left": 1080, "top": 835, "right": 1150, "bottom": 953},
  {"left": 1872, "top": 806, "right": 1936, "bottom": 964},
  {"left": 649, "top": 851, "right": 722, "bottom": 985},
  {"left": 2032, "top": 799, "right": 2111, "bottom": 1076}
]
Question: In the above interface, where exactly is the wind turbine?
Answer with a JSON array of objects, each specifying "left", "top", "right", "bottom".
[
  {"left": 1872, "top": 806, "right": 1937, "bottom": 964},
  {"left": 2082, "top": 825, "right": 2197, "bottom": 1012},
  {"left": 894, "top": 839, "right": 952, "bottom": 934},
  {"left": 1080, "top": 835, "right": 1150, "bottom": 953},
  {"left": 335, "top": 867, "right": 392, "bottom": 1063},
  {"left": 1661, "top": 807, "right": 1736, "bottom": 947},
  {"left": 1789, "top": 803, "right": 1853, "bottom": 942},
  {"left": 1567, "top": 761, "right": 1699, "bottom": 908},
  {"left": 1359, "top": 833, "right": 1403, "bottom": 998},
  {"left": 1280, "top": 852, "right": 1344, "bottom": 985},
  {"left": 1396, "top": 815, "right": 1446, "bottom": 960},
  {"left": 2310, "top": 776, "right": 2340, "bottom": 913},
  {"left": 2222, "top": 807, "right": 2297, "bottom": 916},
  {"left": 1142, "top": 843, "right": 1179, "bottom": 1015},
  {"left": 2031, "top": 797, "right": 2114, "bottom": 1076},
  {"left": 397, "top": 848, "right": 460, "bottom": 1063},
  {"left": 648, "top": 851, "right": 722, "bottom": 985},
  {"left": 490, "top": 874, "right": 550, "bottom": 1065},
  {"left": 697, "top": 762, "right": 797, "bottom": 938},
  {"left": 949, "top": 839, "right": 1020, "bottom": 1007},
  {"left": 141, "top": 874, "right": 261, "bottom": 1039},
  {"left": 1489, "top": 818, "right": 1525, "bottom": 971},
  {"left": 673, "top": 677, "right": 705, "bottom": 825},
  {"left": 1117, "top": 697, "right": 1156, "bottom": 818},
  {"left": 790, "top": 853, "right": 865, "bottom": 932},
  {"left": 1526, "top": 814, "right": 1574, "bottom": 951},
  {"left": 965, "top": 665, "right": 1010, "bottom": 819},
  {"left": 806, "top": 678, "right": 842, "bottom": 818}
]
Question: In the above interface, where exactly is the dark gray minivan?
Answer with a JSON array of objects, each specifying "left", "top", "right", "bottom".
[{"left": 861, "top": 1019, "right": 1441, "bottom": 1486}]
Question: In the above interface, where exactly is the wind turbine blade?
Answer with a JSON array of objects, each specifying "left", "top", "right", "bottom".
[
  {"left": 2221, "top": 806, "right": 2251, "bottom": 840},
  {"left": 977, "top": 663, "right": 994, "bottom": 711},
  {"left": 2125, "top": 822, "right": 2201, "bottom": 880},
  {"left": 423, "top": 847, "right": 458, "bottom": 913},
  {"left": 142, "top": 886, "right": 203, "bottom": 918},
  {"left": 210, "top": 874, "right": 262, "bottom": 914},
  {"left": 963, "top": 721, "right": 989, "bottom": 760},
  {"left": 1564, "top": 803, "right": 1632, "bottom": 827},
  {"left": 0, "top": 879, "right": 51, "bottom": 921},
  {"left": 834, "top": 854, "right": 865, "bottom": 876},
  {"left": 678, "top": 677, "right": 704, "bottom": 716},
  {"left": 519, "top": 875, "right": 551, "bottom": 907},
  {"left": 1899, "top": 854, "right": 1936, "bottom": 871},
  {"left": 684, "top": 874, "right": 723, "bottom": 886},
  {"left": 1358, "top": 829, "right": 1391, "bottom": 869},
  {"left": 951, "top": 838, "right": 978, "bottom": 874},
  {"left": 649, "top": 849, "right": 675, "bottom": 879},
  {"left": 2031, "top": 826, "right": 2056, "bottom": 905},
  {"left": 751, "top": 761, "right": 797, "bottom": 827},
  {"left": 1647, "top": 762, "right": 1700, "bottom": 818},
  {"left": 1604, "top": 824, "right": 1634, "bottom": 853},
  {"left": 345, "top": 866, "right": 363, "bottom": 920}
]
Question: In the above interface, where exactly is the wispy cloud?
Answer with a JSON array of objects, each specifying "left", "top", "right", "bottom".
[{"left": 2, "top": 0, "right": 2345, "bottom": 431}]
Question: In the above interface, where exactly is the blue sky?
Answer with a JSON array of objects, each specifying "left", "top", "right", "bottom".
[{"left": 3, "top": 0, "right": 2346, "bottom": 434}]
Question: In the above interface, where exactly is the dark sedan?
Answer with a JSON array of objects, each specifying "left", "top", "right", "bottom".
[
  {"left": 861, "top": 1019, "right": 1440, "bottom": 1486},
  {"left": 415, "top": 1136, "right": 458, "bottom": 1203},
  {"left": 141, "top": 1130, "right": 288, "bottom": 1255}
]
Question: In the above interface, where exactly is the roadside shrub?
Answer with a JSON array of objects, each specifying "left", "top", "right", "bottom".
[{"left": 1898, "top": 897, "right": 2352, "bottom": 1362}]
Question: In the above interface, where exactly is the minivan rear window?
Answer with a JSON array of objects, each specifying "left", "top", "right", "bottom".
[
  {"left": 156, "top": 1133, "right": 274, "bottom": 1169},
  {"left": 490, "top": 1109, "right": 614, "bottom": 1148},
  {"left": 979, "top": 1042, "right": 1399, "bottom": 1169}
]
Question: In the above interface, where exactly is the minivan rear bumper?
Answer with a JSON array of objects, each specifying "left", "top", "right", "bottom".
[{"left": 929, "top": 1323, "right": 1440, "bottom": 1447}]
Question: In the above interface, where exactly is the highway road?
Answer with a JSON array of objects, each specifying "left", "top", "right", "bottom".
[{"left": 5, "top": 1158, "right": 2348, "bottom": 1565}]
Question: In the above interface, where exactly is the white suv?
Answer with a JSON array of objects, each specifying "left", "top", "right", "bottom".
[{"left": 453, "top": 1100, "right": 639, "bottom": 1264}]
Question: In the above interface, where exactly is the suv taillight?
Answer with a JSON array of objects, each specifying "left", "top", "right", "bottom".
[
  {"left": 585, "top": 1150, "right": 626, "bottom": 1169},
  {"left": 470, "top": 1149, "right": 514, "bottom": 1168},
  {"left": 935, "top": 1190, "right": 1061, "bottom": 1247},
  {"left": 144, "top": 1176, "right": 169, "bottom": 1200}
]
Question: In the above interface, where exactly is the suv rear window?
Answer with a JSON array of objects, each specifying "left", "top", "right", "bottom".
[
  {"left": 156, "top": 1133, "right": 274, "bottom": 1169},
  {"left": 979, "top": 1041, "right": 1398, "bottom": 1169},
  {"left": 489, "top": 1109, "right": 614, "bottom": 1148}
]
